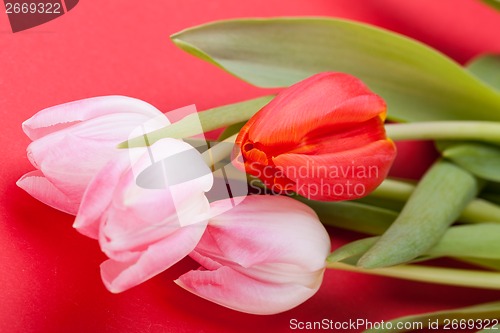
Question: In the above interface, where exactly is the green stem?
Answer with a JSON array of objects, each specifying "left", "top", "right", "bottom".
[
  {"left": 201, "top": 134, "right": 237, "bottom": 168},
  {"left": 119, "top": 95, "right": 272, "bottom": 148},
  {"left": 372, "top": 178, "right": 500, "bottom": 224},
  {"left": 369, "top": 178, "right": 415, "bottom": 200},
  {"left": 386, "top": 121, "right": 500, "bottom": 144},
  {"left": 328, "top": 262, "right": 500, "bottom": 290}
]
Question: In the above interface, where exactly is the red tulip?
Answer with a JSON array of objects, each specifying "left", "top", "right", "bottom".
[{"left": 233, "top": 72, "right": 396, "bottom": 201}]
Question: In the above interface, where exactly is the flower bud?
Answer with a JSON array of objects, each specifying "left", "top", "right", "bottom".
[
  {"left": 17, "top": 96, "right": 169, "bottom": 214},
  {"left": 74, "top": 138, "right": 213, "bottom": 293},
  {"left": 233, "top": 72, "right": 396, "bottom": 201},
  {"left": 176, "top": 195, "right": 330, "bottom": 314}
]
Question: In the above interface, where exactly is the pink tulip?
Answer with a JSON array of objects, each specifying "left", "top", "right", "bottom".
[
  {"left": 17, "top": 96, "right": 169, "bottom": 215},
  {"left": 74, "top": 138, "right": 213, "bottom": 293},
  {"left": 176, "top": 195, "right": 331, "bottom": 315}
]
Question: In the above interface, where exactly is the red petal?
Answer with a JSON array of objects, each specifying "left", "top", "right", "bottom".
[
  {"left": 287, "top": 116, "right": 389, "bottom": 155},
  {"left": 273, "top": 139, "right": 397, "bottom": 200},
  {"left": 241, "top": 72, "right": 386, "bottom": 151}
]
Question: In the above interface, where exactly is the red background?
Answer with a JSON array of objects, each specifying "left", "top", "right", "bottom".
[{"left": 1, "top": 1, "right": 500, "bottom": 332}]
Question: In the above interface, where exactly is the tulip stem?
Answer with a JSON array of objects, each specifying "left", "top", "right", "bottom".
[
  {"left": 370, "top": 178, "right": 415, "bottom": 200},
  {"left": 201, "top": 134, "right": 237, "bottom": 168},
  {"left": 119, "top": 96, "right": 272, "bottom": 148},
  {"left": 372, "top": 178, "right": 500, "bottom": 224},
  {"left": 327, "top": 262, "right": 500, "bottom": 290},
  {"left": 385, "top": 121, "right": 500, "bottom": 144}
]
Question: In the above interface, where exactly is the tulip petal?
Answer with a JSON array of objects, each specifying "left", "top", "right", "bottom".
[
  {"left": 100, "top": 190, "right": 211, "bottom": 262},
  {"left": 73, "top": 138, "right": 212, "bottom": 292},
  {"left": 73, "top": 154, "right": 131, "bottom": 239},
  {"left": 201, "top": 196, "right": 330, "bottom": 273},
  {"left": 75, "top": 138, "right": 212, "bottom": 241},
  {"left": 175, "top": 265, "right": 323, "bottom": 315},
  {"left": 273, "top": 139, "right": 396, "bottom": 200},
  {"left": 101, "top": 222, "right": 207, "bottom": 293},
  {"left": 23, "top": 96, "right": 164, "bottom": 140},
  {"left": 27, "top": 113, "right": 170, "bottom": 205},
  {"left": 239, "top": 72, "right": 386, "bottom": 149},
  {"left": 287, "top": 117, "right": 389, "bottom": 156},
  {"left": 97, "top": 139, "right": 213, "bottom": 256},
  {"left": 16, "top": 170, "right": 79, "bottom": 214},
  {"left": 179, "top": 196, "right": 329, "bottom": 314}
]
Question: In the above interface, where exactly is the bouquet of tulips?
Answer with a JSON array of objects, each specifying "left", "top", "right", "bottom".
[{"left": 17, "top": 11, "right": 500, "bottom": 332}]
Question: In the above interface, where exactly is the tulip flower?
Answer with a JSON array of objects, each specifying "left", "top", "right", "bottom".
[
  {"left": 233, "top": 72, "right": 396, "bottom": 201},
  {"left": 74, "top": 138, "right": 213, "bottom": 293},
  {"left": 175, "top": 195, "right": 330, "bottom": 315},
  {"left": 17, "top": 96, "right": 170, "bottom": 214}
]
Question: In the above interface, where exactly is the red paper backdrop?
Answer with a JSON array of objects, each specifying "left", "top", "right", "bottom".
[{"left": 1, "top": 1, "right": 500, "bottom": 332}]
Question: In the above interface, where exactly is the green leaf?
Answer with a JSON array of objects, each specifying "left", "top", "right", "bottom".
[
  {"left": 369, "top": 178, "right": 500, "bottom": 224},
  {"left": 481, "top": 0, "right": 500, "bottom": 12},
  {"left": 217, "top": 121, "right": 247, "bottom": 141},
  {"left": 439, "top": 142, "right": 500, "bottom": 181},
  {"left": 361, "top": 300, "right": 500, "bottom": 333},
  {"left": 329, "top": 224, "right": 500, "bottom": 264},
  {"left": 328, "top": 237, "right": 378, "bottom": 262},
  {"left": 458, "top": 198, "right": 500, "bottom": 224},
  {"left": 429, "top": 224, "right": 500, "bottom": 259},
  {"left": 119, "top": 95, "right": 273, "bottom": 148},
  {"left": 477, "top": 323, "right": 500, "bottom": 333},
  {"left": 467, "top": 54, "right": 500, "bottom": 90},
  {"left": 354, "top": 196, "right": 406, "bottom": 211},
  {"left": 172, "top": 18, "right": 500, "bottom": 122},
  {"left": 358, "top": 161, "right": 480, "bottom": 268},
  {"left": 300, "top": 200, "right": 397, "bottom": 235}
]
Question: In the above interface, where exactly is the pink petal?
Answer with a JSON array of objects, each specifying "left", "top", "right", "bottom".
[
  {"left": 98, "top": 139, "right": 213, "bottom": 260},
  {"left": 73, "top": 154, "right": 131, "bottom": 239},
  {"left": 27, "top": 113, "right": 170, "bottom": 205},
  {"left": 175, "top": 265, "right": 324, "bottom": 315},
  {"left": 203, "top": 196, "right": 330, "bottom": 273},
  {"left": 101, "top": 222, "right": 207, "bottom": 293},
  {"left": 74, "top": 138, "right": 213, "bottom": 292},
  {"left": 16, "top": 170, "right": 79, "bottom": 215},
  {"left": 29, "top": 134, "right": 120, "bottom": 204},
  {"left": 23, "top": 96, "right": 164, "bottom": 140},
  {"left": 100, "top": 190, "right": 210, "bottom": 262}
]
